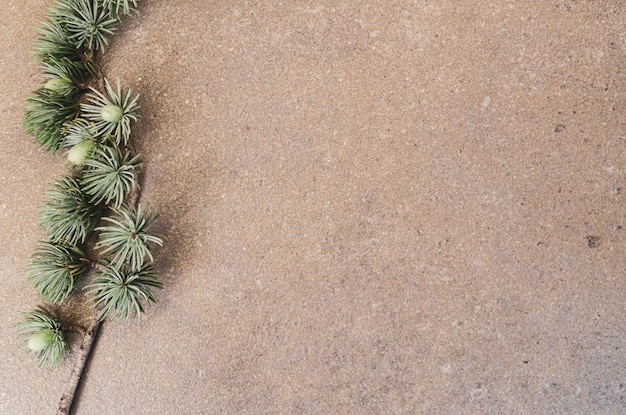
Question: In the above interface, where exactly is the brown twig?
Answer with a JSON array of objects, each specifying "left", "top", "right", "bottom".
[{"left": 56, "top": 317, "right": 100, "bottom": 415}]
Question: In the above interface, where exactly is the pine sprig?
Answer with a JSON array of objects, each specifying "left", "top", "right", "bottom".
[
  {"left": 41, "top": 57, "right": 93, "bottom": 95},
  {"left": 95, "top": 203, "right": 162, "bottom": 271},
  {"left": 17, "top": 306, "right": 70, "bottom": 368},
  {"left": 81, "top": 78, "right": 140, "bottom": 145},
  {"left": 52, "top": 0, "right": 120, "bottom": 52},
  {"left": 23, "top": 88, "right": 80, "bottom": 152},
  {"left": 28, "top": 241, "right": 90, "bottom": 303},
  {"left": 33, "top": 20, "right": 83, "bottom": 63},
  {"left": 85, "top": 262, "right": 162, "bottom": 321},
  {"left": 39, "top": 176, "right": 102, "bottom": 245},
  {"left": 19, "top": 0, "right": 163, "bottom": 382},
  {"left": 81, "top": 141, "right": 142, "bottom": 208}
]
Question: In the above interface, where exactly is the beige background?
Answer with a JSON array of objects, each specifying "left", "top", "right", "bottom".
[{"left": 1, "top": 1, "right": 624, "bottom": 414}]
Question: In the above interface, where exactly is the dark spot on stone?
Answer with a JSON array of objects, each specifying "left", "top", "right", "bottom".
[
  {"left": 586, "top": 235, "right": 601, "bottom": 248},
  {"left": 554, "top": 124, "right": 566, "bottom": 133}
]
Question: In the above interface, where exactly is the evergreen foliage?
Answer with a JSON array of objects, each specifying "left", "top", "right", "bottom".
[
  {"left": 23, "top": 88, "right": 79, "bottom": 152},
  {"left": 53, "top": 0, "right": 120, "bottom": 52},
  {"left": 85, "top": 262, "right": 162, "bottom": 321},
  {"left": 38, "top": 176, "right": 102, "bottom": 245},
  {"left": 17, "top": 306, "right": 70, "bottom": 368},
  {"left": 33, "top": 20, "right": 84, "bottom": 63},
  {"left": 95, "top": 204, "right": 162, "bottom": 271},
  {"left": 19, "top": 0, "right": 164, "bottom": 373},
  {"left": 41, "top": 57, "right": 92, "bottom": 94},
  {"left": 81, "top": 78, "right": 140, "bottom": 145},
  {"left": 81, "top": 140, "right": 142, "bottom": 207},
  {"left": 28, "top": 241, "right": 90, "bottom": 303}
]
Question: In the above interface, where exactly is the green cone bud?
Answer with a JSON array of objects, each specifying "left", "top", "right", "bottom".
[
  {"left": 67, "top": 139, "right": 96, "bottom": 165},
  {"left": 28, "top": 329, "right": 54, "bottom": 352},
  {"left": 101, "top": 104, "right": 123, "bottom": 122},
  {"left": 44, "top": 77, "right": 72, "bottom": 93}
]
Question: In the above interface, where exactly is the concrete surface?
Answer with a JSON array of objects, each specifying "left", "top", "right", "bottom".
[{"left": 1, "top": 0, "right": 624, "bottom": 414}]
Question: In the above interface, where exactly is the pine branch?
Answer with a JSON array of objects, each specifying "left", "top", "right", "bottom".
[{"left": 20, "top": 1, "right": 161, "bottom": 413}]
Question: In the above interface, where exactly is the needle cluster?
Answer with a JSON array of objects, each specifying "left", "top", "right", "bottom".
[
  {"left": 17, "top": 307, "right": 70, "bottom": 368},
  {"left": 81, "top": 78, "right": 140, "bottom": 145},
  {"left": 86, "top": 262, "right": 161, "bottom": 321},
  {"left": 81, "top": 140, "right": 143, "bottom": 207},
  {"left": 28, "top": 241, "right": 90, "bottom": 304},
  {"left": 38, "top": 176, "right": 103, "bottom": 245}
]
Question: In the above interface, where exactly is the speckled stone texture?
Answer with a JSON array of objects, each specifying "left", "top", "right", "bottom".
[{"left": 1, "top": 1, "right": 624, "bottom": 414}]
